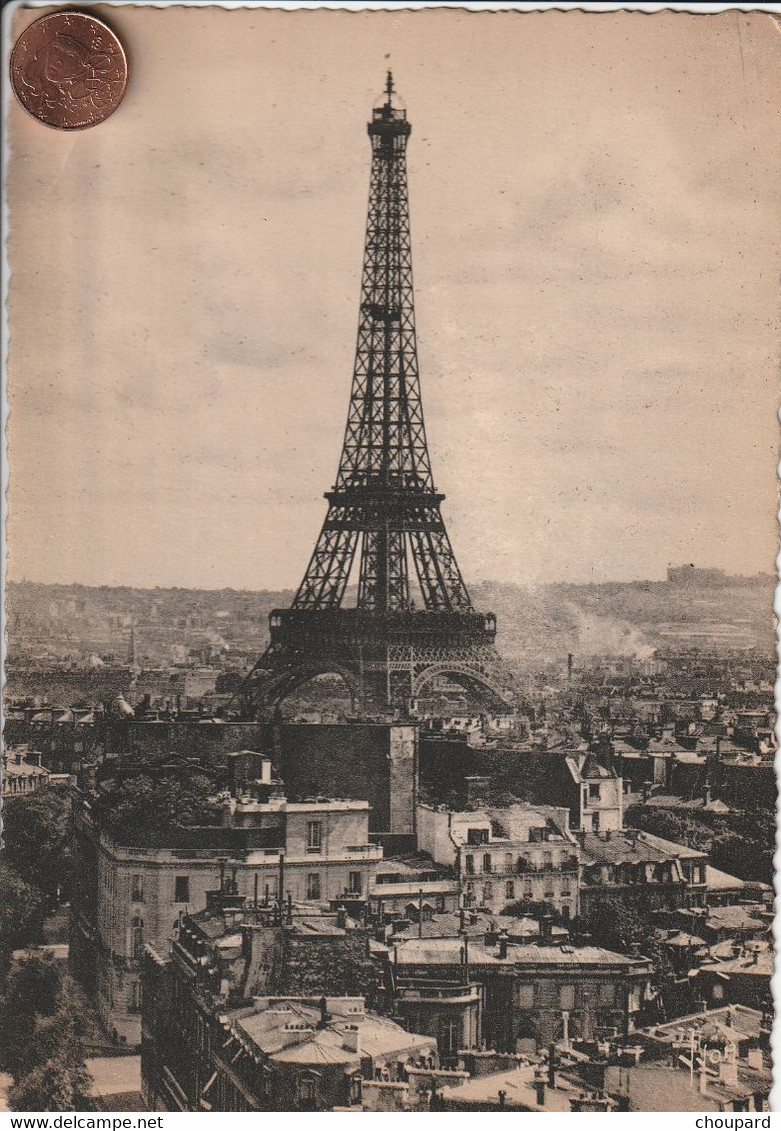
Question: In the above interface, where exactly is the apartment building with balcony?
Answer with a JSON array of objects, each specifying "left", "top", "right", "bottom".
[{"left": 416, "top": 803, "right": 580, "bottom": 920}]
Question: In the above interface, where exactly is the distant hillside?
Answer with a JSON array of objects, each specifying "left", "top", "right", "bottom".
[
  {"left": 471, "top": 577, "right": 775, "bottom": 672},
  {"left": 6, "top": 574, "right": 775, "bottom": 673},
  {"left": 5, "top": 581, "right": 293, "bottom": 664}
]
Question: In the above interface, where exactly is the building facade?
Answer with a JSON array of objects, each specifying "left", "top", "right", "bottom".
[
  {"left": 416, "top": 802, "right": 580, "bottom": 919},
  {"left": 2, "top": 746, "right": 51, "bottom": 796},
  {"left": 390, "top": 936, "right": 653, "bottom": 1055},
  {"left": 579, "top": 830, "right": 708, "bottom": 917},
  {"left": 71, "top": 756, "right": 384, "bottom": 1045}
]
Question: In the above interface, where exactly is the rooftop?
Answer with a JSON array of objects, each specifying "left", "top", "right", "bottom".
[
  {"left": 386, "top": 911, "right": 568, "bottom": 943},
  {"left": 582, "top": 830, "right": 706, "bottom": 866},
  {"left": 641, "top": 1003, "right": 765, "bottom": 1044},
  {"left": 566, "top": 753, "right": 616, "bottom": 783},
  {"left": 230, "top": 998, "right": 433, "bottom": 1066},
  {"left": 697, "top": 949, "right": 774, "bottom": 978},
  {"left": 438, "top": 1063, "right": 573, "bottom": 1111},
  {"left": 705, "top": 904, "right": 767, "bottom": 932},
  {"left": 392, "top": 937, "right": 648, "bottom": 969}
]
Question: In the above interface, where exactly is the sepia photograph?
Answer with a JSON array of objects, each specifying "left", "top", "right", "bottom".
[{"left": 2, "top": 2, "right": 778, "bottom": 1117}]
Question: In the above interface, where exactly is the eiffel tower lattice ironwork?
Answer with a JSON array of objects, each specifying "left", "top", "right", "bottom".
[{"left": 243, "top": 74, "right": 512, "bottom": 715}]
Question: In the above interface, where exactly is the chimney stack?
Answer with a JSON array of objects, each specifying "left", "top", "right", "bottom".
[
  {"left": 342, "top": 1023, "right": 361, "bottom": 1055},
  {"left": 497, "top": 930, "right": 509, "bottom": 960}
]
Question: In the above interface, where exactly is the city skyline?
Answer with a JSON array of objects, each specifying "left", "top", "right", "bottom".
[{"left": 7, "top": 8, "right": 778, "bottom": 592}]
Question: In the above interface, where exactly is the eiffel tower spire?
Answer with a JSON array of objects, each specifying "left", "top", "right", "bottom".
[{"left": 242, "top": 78, "right": 509, "bottom": 716}]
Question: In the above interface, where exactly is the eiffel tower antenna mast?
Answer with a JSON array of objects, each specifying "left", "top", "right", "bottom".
[{"left": 241, "top": 77, "right": 510, "bottom": 716}]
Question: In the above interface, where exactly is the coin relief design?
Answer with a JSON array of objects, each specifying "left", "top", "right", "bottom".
[{"left": 10, "top": 10, "right": 128, "bottom": 130}]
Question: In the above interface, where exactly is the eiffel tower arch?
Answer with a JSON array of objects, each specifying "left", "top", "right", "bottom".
[{"left": 242, "top": 75, "right": 514, "bottom": 717}]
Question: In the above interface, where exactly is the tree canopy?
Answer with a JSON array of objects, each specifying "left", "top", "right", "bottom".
[
  {"left": 92, "top": 771, "right": 222, "bottom": 834},
  {"left": 624, "top": 803, "right": 774, "bottom": 885},
  {"left": 2, "top": 787, "right": 72, "bottom": 905},
  {"left": 0, "top": 954, "right": 93, "bottom": 1111},
  {"left": 0, "top": 864, "right": 46, "bottom": 969}
]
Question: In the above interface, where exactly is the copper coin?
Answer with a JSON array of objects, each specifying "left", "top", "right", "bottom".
[{"left": 10, "top": 10, "right": 128, "bottom": 131}]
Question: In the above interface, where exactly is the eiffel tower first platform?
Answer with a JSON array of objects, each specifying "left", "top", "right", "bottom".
[{"left": 242, "top": 75, "right": 512, "bottom": 717}]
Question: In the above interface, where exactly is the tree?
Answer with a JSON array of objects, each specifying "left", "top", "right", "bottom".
[
  {"left": 0, "top": 954, "right": 94, "bottom": 1111},
  {"left": 2, "top": 788, "right": 72, "bottom": 906},
  {"left": 8, "top": 1057, "right": 92, "bottom": 1112},
  {"left": 624, "top": 803, "right": 775, "bottom": 885},
  {"left": 572, "top": 897, "right": 676, "bottom": 996},
  {"left": 0, "top": 863, "right": 46, "bottom": 968},
  {"left": 92, "top": 772, "right": 221, "bottom": 835}
]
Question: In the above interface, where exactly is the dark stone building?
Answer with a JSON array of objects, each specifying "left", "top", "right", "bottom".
[{"left": 265, "top": 722, "right": 417, "bottom": 835}]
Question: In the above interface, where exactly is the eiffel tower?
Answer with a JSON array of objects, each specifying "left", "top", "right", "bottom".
[{"left": 243, "top": 74, "right": 511, "bottom": 716}]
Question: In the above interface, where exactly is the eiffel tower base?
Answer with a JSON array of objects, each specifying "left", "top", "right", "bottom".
[{"left": 241, "top": 608, "right": 513, "bottom": 717}]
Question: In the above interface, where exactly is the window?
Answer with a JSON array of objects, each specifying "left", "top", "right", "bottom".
[
  {"left": 482, "top": 854, "right": 492, "bottom": 874},
  {"left": 588, "top": 783, "right": 601, "bottom": 800},
  {"left": 130, "top": 916, "right": 144, "bottom": 959},
  {"left": 307, "top": 873, "right": 321, "bottom": 900},
  {"left": 435, "top": 894, "right": 446, "bottom": 912},
  {"left": 467, "top": 828, "right": 489, "bottom": 845},
  {"left": 599, "top": 983, "right": 617, "bottom": 1006},
  {"left": 441, "top": 1019, "right": 459, "bottom": 1056},
  {"left": 348, "top": 871, "right": 362, "bottom": 895},
  {"left": 504, "top": 853, "right": 513, "bottom": 873},
  {"left": 482, "top": 883, "right": 493, "bottom": 904},
  {"left": 129, "top": 980, "right": 142, "bottom": 1013},
  {"left": 523, "top": 885, "right": 533, "bottom": 901},
  {"left": 307, "top": 821, "right": 322, "bottom": 853},
  {"left": 542, "top": 851, "right": 553, "bottom": 869},
  {"left": 299, "top": 1076, "right": 317, "bottom": 1103},
  {"left": 131, "top": 874, "right": 144, "bottom": 902},
  {"left": 174, "top": 876, "right": 190, "bottom": 904},
  {"left": 505, "top": 880, "right": 515, "bottom": 900},
  {"left": 464, "top": 854, "right": 475, "bottom": 876},
  {"left": 517, "top": 983, "right": 535, "bottom": 1009},
  {"left": 560, "top": 984, "right": 575, "bottom": 1010}
]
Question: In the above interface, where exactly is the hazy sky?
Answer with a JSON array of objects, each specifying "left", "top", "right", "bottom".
[{"left": 7, "top": 7, "right": 779, "bottom": 591}]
